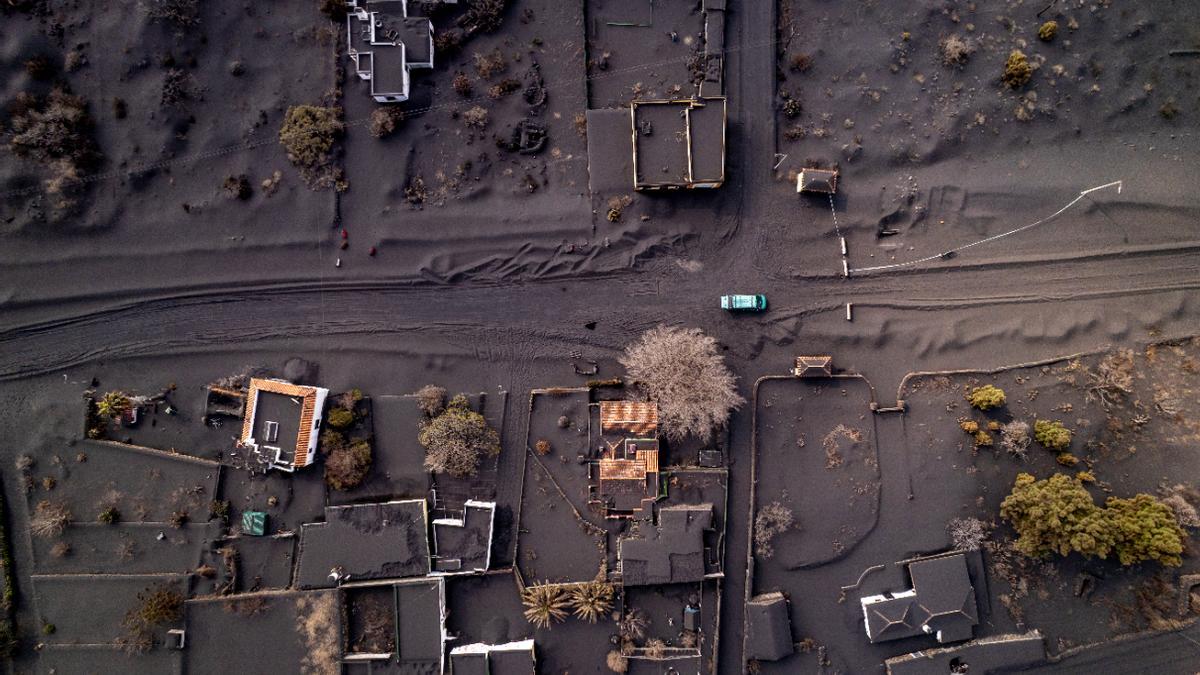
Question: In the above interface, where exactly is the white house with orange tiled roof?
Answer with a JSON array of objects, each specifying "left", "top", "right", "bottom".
[{"left": 239, "top": 378, "right": 329, "bottom": 472}]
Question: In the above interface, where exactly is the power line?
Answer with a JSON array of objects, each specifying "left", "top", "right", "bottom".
[{"left": 849, "top": 181, "right": 1124, "bottom": 275}]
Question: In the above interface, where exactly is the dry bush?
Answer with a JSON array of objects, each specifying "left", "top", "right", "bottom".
[
  {"left": 473, "top": 49, "right": 507, "bottom": 79},
  {"left": 789, "top": 53, "right": 813, "bottom": 72},
  {"left": 161, "top": 68, "right": 201, "bottom": 109},
  {"left": 460, "top": 0, "right": 509, "bottom": 34},
  {"left": 415, "top": 384, "right": 447, "bottom": 417},
  {"left": 573, "top": 112, "right": 587, "bottom": 137},
  {"left": 620, "top": 325, "right": 743, "bottom": 442},
  {"left": 1000, "top": 421, "right": 1031, "bottom": 460},
  {"left": 24, "top": 55, "right": 54, "bottom": 80},
  {"left": 50, "top": 541, "right": 71, "bottom": 558},
  {"left": 461, "top": 105, "right": 489, "bottom": 129},
  {"left": 618, "top": 608, "right": 647, "bottom": 641},
  {"left": 143, "top": 0, "right": 200, "bottom": 27},
  {"left": 278, "top": 105, "right": 343, "bottom": 169},
  {"left": 451, "top": 72, "right": 472, "bottom": 97},
  {"left": 644, "top": 638, "right": 667, "bottom": 660},
  {"left": 9, "top": 89, "right": 100, "bottom": 170},
  {"left": 939, "top": 35, "right": 974, "bottom": 66},
  {"left": 419, "top": 395, "right": 500, "bottom": 477},
  {"left": 325, "top": 439, "right": 373, "bottom": 491},
  {"left": 1159, "top": 485, "right": 1200, "bottom": 529},
  {"left": 368, "top": 106, "right": 404, "bottom": 139},
  {"left": 1087, "top": 349, "right": 1135, "bottom": 408},
  {"left": 521, "top": 584, "right": 570, "bottom": 629},
  {"left": 30, "top": 500, "right": 71, "bottom": 538},
  {"left": 122, "top": 584, "right": 184, "bottom": 651},
  {"left": 947, "top": 517, "right": 989, "bottom": 550},
  {"left": 754, "top": 501, "right": 794, "bottom": 558},
  {"left": 534, "top": 439, "right": 551, "bottom": 456},
  {"left": 487, "top": 78, "right": 521, "bottom": 100},
  {"left": 606, "top": 650, "right": 629, "bottom": 673}
]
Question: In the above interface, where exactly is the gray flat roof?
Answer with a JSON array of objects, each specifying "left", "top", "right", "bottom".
[
  {"left": 395, "top": 578, "right": 444, "bottom": 667},
  {"left": 633, "top": 103, "right": 690, "bottom": 187},
  {"left": 296, "top": 500, "right": 430, "bottom": 589},
  {"left": 586, "top": 108, "right": 635, "bottom": 194},
  {"left": 619, "top": 504, "right": 712, "bottom": 586}
]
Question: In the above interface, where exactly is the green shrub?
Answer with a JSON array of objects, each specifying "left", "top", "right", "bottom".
[
  {"left": 327, "top": 407, "right": 354, "bottom": 429},
  {"left": 966, "top": 384, "right": 1006, "bottom": 410},
  {"left": 1034, "top": 419, "right": 1072, "bottom": 451},
  {"left": 1001, "top": 473, "right": 1113, "bottom": 559},
  {"left": 278, "top": 105, "right": 342, "bottom": 168},
  {"left": 1000, "top": 473, "right": 1186, "bottom": 567},
  {"left": 1002, "top": 50, "right": 1032, "bottom": 88},
  {"left": 959, "top": 419, "right": 980, "bottom": 434},
  {"left": 1056, "top": 452, "right": 1079, "bottom": 467},
  {"left": 97, "top": 507, "right": 120, "bottom": 524},
  {"left": 974, "top": 431, "right": 993, "bottom": 447},
  {"left": 1038, "top": 20, "right": 1058, "bottom": 41},
  {"left": 1105, "top": 494, "right": 1186, "bottom": 566}
]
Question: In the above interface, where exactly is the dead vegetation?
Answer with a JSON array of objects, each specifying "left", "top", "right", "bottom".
[
  {"left": 368, "top": 107, "right": 404, "bottom": 139},
  {"left": 947, "top": 517, "right": 989, "bottom": 550},
  {"left": 118, "top": 584, "right": 184, "bottom": 654},
  {"left": 939, "top": 35, "right": 974, "bottom": 66},
  {"left": 754, "top": 501, "right": 795, "bottom": 559},
  {"left": 620, "top": 325, "right": 744, "bottom": 443},
  {"left": 278, "top": 104, "right": 344, "bottom": 189},
  {"left": 297, "top": 593, "right": 340, "bottom": 674},
  {"left": 30, "top": 500, "right": 71, "bottom": 538},
  {"left": 6, "top": 88, "right": 102, "bottom": 221},
  {"left": 521, "top": 583, "right": 570, "bottom": 629}
]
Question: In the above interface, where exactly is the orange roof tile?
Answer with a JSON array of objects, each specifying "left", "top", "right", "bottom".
[
  {"left": 240, "top": 378, "right": 321, "bottom": 467},
  {"left": 600, "top": 401, "right": 659, "bottom": 436}
]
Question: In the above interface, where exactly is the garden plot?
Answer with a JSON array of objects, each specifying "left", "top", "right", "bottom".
[
  {"left": 20, "top": 439, "right": 220, "bottom": 526},
  {"left": 184, "top": 590, "right": 340, "bottom": 675},
  {"left": 217, "top": 461, "right": 327, "bottom": 536},
  {"left": 30, "top": 521, "right": 220, "bottom": 575},
  {"left": 37, "top": 645, "right": 181, "bottom": 673},
  {"left": 445, "top": 572, "right": 527, "bottom": 646},
  {"left": 753, "top": 377, "right": 879, "bottom": 570},
  {"left": 517, "top": 390, "right": 610, "bottom": 584},
  {"left": 899, "top": 341, "right": 1200, "bottom": 653},
  {"left": 218, "top": 533, "right": 296, "bottom": 593},
  {"left": 338, "top": 394, "right": 432, "bottom": 503},
  {"left": 33, "top": 573, "right": 188, "bottom": 645}
]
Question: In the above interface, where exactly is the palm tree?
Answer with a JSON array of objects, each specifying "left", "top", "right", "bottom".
[
  {"left": 617, "top": 608, "right": 647, "bottom": 641},
  {"left": 96, "top": 391, "right": 131, "bottom": 419},
  {"left": 521, "top": 584, "right": 570, "bottom": 629},
  {"left": 568, "top": 581, "right": 614, "bottom": 623}
]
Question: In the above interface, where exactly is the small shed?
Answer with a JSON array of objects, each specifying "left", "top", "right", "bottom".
[
  {"left": 746, "top": 592, "right": 794, "bottom": 661},
  {"left": 241, "top": 511, "right": 267, "bottom": 536},
  {"left": 797, "top": 167, "right": 839, "bottom": 195},
  {"left": 794, "top": 355, "right": 833, "bottom": 378}
]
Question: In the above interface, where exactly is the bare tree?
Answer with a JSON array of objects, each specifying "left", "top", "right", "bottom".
[
  {"left": 999, "top": 421, "right": 1031, "bottom": 460},
  {"left": 620, "top": 325, "right": 743, "bottom": 442}
]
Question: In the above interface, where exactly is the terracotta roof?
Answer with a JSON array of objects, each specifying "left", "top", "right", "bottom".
[
  {"left": 600, "top": 458, "right": 648, "bottom": 482},
  {"left": 795, "top": 355, "right": 833, "bottom": 377},
  {"left": 240, "top": 378, "right": 321, "bottom": 467},
  {"left": 599, "top": 401, "right": 659, "bottom": 436}
]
